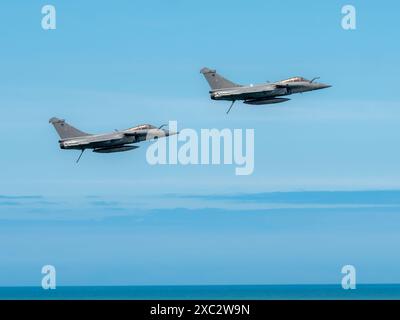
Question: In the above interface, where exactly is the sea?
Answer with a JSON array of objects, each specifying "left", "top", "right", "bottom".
[{"left": 0, "top": 284, "right": 399, "bottom": 300}]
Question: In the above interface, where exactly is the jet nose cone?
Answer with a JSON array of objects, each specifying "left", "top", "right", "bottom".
[
  {"left": 161, "top": 129, "right": 178, "bottom": 137},
  {"left": 319, "top": 83, "right": 332, "bottom": 89},
  {"left": 167, "top": 130, "right": 179, "bottom": 137}
]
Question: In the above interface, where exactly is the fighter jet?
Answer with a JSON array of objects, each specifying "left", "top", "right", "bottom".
[
  {"left": 200, "top": 67, "right": 331, "bottom": 114},
  {"left": 49, "top": 117, "right": 176, "bottom": 163}
]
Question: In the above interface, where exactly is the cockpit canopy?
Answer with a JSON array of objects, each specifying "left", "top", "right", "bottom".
[
  {"left": 126, "top": 124, "right": 157, "bottom": 131},
  {"left": 280, "top": 77, "right": 309, "bottom": 84}
]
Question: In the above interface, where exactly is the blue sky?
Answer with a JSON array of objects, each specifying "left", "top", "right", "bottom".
[{"left": 0, "top": 0, "right": 400, "bottom": 286}]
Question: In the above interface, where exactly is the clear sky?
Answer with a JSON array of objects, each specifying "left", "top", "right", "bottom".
[{"left": 0, "top": 0, "right": 400, "bottom": 286}]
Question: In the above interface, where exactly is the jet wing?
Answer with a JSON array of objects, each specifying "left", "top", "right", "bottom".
[{"left": 62, "top": 134, "right": 126, "bottom": 148}]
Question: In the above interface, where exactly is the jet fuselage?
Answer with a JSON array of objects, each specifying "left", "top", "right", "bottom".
[
  {"left": 210, "top": 79, "right": 331, "bottom": 102},
  {"left": 200, "top": 68, "right": 331, "bottom": 113},
  {"left": 59, "top": 127, "right": 169, "bottom": 150},
  {"left": 49, "top": 118, "right": 176, "bottom": 162}
]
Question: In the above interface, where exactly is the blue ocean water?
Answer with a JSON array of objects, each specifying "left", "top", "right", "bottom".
[{"left": 0, "top": 284, "right": 399, "bottom": 300}]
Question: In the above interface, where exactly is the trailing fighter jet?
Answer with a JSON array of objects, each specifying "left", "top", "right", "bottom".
[
  {"left": 200, "top": 67, "right": 331, "bottom": 114},
  {"left": 49, "top": 117, "right": 176, "bottom": 163}
]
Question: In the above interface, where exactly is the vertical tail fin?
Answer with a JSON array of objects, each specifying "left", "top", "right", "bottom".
[
  {"left": 49, "top": 117, "right": 90, "bottom": 139},
  {"left": 200, "top": 67, "right": 240, "bottom": 90}
]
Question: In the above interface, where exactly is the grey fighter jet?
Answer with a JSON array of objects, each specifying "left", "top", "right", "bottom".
[
  {"left": 200, "top": 67, "right": 331, "bottom": 114},
  {"left": 49, "top": 117, "right": 176, "bottom": 162}
]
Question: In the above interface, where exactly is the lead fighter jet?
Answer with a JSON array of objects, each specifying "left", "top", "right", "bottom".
[
  {"left": 49, "top": 117, "right": 176, "bottom": 163},
  {"left": 200, "top": 67, "right": 331, "bottom": 114}
]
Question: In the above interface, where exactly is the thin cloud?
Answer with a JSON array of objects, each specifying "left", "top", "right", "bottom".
[
  {"left": 0, "top": 195, "right": 42, "bottom": 200},
  {"left": 172, "top": 190, "right": 400, "bottom": 205}
]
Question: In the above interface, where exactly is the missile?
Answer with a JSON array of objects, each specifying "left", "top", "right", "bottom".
[{"left": 243, "top": 98, "right": 290, "bottom": 105}]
